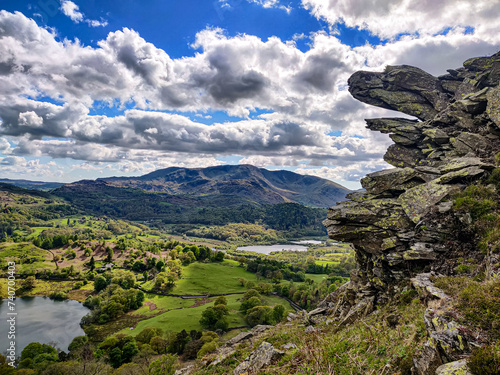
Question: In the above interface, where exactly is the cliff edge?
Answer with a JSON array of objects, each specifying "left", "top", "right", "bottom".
[{"left": 324, "top": 51, "right": 500, "bottom": 314}]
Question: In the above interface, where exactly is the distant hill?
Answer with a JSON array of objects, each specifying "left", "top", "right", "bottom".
[
  {"left": 0, "top": 178, "right": 64, "bottom": 191},
  {"left": 52, "top": 165, "right": 350, "bottom": 233},
  {"left": 96, "top": 164, "right": 350, "bottom": 208}
]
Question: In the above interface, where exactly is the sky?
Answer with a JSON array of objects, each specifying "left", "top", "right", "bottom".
[{"left": 0, "top": 1, "right": 499, "bottom": 189}]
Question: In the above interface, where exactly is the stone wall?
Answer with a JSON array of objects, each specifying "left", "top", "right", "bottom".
[{"left": 324, "top": 51, "right": 500, "bottom": 308}]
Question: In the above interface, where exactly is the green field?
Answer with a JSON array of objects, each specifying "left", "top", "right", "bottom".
[
  {"left": 305, "top": 274, "right": 329, "bottom": 283},
  {"left": 120, "top": 293, "right": 292, "bottom": 336},
  {"left": 171, "top": 260, "right": 258, "bottom": 295}
]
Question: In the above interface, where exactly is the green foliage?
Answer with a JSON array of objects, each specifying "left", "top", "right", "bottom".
[
  {"left": 468, "top": 345, "right": 500, "bottom": 375},
  {"left": 68, "top": 335, "right": 88, "bottom": 352},
  {"left": 149, "top": 354, "right": 178, "bottom": 375},
  {"left": 19, "top": 342, "right": 58, "bottom": 370},
  {"left": 435, "top": 277, "right": 500, "bottom": 340},
  {"left": 453, "top": 184, "right": 497, "bottom": 221},
  {"left": 136, "top": 327, "right": 164, "bottom": 345},
  {"left": 245, "top": 305, "right": 275, "bottom": 326},
  {"left": 94, "top": 275, "right": 108, "bottom": 292},
  {"left": 200, "top": 303, "right": 229, "bottom": 330}
]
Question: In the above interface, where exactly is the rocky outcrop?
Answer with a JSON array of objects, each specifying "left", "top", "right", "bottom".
[
  {"left": 233, "top": 341, "right": 284, "bottom": 375},
  {"left": 324, "top": 52, "right": 500, "bottom": 312}
]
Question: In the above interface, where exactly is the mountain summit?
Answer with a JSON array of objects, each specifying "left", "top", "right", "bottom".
[{"left": 95, "top": 164, "right": 350, "bottom": 208}]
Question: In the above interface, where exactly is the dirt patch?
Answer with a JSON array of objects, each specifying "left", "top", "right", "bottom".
[
  {"left": 189, "top": 298, "right": 213, "bottom": 308},
  {"left": 144, "top": 301, "right": 158, "bottom": 311}
]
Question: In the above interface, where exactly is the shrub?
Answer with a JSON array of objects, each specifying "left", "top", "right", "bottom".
[{"left": 468, "top": 345, "right": 500, "bottom": 375}]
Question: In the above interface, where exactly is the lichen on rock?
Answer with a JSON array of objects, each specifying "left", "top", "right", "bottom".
[{"left": 324, "top": 50, "right": 500, "bottom": 317}]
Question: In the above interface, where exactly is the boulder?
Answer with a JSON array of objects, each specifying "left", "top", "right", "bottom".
[
  {"left": 435, "top": 360, "right": 472, "bottom": 375},
  {"left": 233, "top": 341, "right": 284, "bottom": 375},
  {"left": 411, "top": 273, "right": 448, "bottom": 301}
]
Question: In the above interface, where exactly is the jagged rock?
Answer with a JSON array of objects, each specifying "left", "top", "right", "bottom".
[
  {"left": 435, "top": 360, "right": 472, "bottom": 375},
  {"left": 324, "top": 51, "right": 500, "bottom": 335},
  {"left": 174, "top": 365, "right": 194, "bottom": 375},
  {"left": 384, "top": 144, "right": 426, "bottom": 168},
  {"left": 438, "top": 157, "right": 494, "bottom": 173},
  {"left": 436, "top": 166, "right": 485, "bottom": 184},
  {"left": 411, "top": 273, "right": 448, "bottom": 301},
  {"left": 304, "top": 326, "right": 316, "bottom": 333},
  {"left": 413, "top": 342, "right": 444, "bottom": 375},
  {"left": 251, "top": 325, "right": 273, "bottom": 334},
  {"left": 233, "top": 341, "right": 284, "bottom": 375},
  {"left": 423, "top": 128, "right": 450, "bottom": 144},
  {"left": 361, "top": 168, "right": 417, "bottom": 194},
  {"left": 424, "top": 309, "right": 470, "bottom": 362},
  {"left": 308, "top": 307, "right": 327, "bottom": 316},
  {"left": 487, "top": 84, "right": 500, "bottom": 127},
  {"left": 403, "top": 243, "right": 438, "bottom": 261},
  {"left": 226, "top": 331, "right": 254, "bottom": 346},
  {"left": 337, "top": 296, "right": 375, "bottom": 328},
  {"left": 348, "top": 66, "right": 448, "bottom": 120},
  {"left": 453, "top": 132, "right": 491, "bottom": 154},
  {"left": 399, "top": 181, "right": 460, "bottom": 223},
  {"left": 366, "top": 117, "right": 421, "bottom": 137}
]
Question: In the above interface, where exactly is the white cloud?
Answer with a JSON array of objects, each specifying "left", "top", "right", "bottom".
[
  {"left": 0, "top": 10, "right": 498, "bottom": 185},
  {"left": 302, "top": 0, "right": 500, "bottom": 39},
  {"left": 60, "top": 1, "right": 107, "bottom": 27},
  {"left": 60, "top": 1, "right": 83, "bottom": 22}
]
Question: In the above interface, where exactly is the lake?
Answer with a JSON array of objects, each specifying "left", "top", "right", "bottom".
[
  {"left": 0, "top": 297, "right": 89, "bottom": 355},
  {"left": 236, "top": 244, "right": 308, "bottom": 255}
]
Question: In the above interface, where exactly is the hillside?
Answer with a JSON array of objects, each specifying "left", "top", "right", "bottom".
[
  {"left": 51, "top": 166, "right": 350, "bottom": 233},
  {"left": 97, "top": 164, "right": 350, "bottom": 208},
  {"left": 183, "top": 52, "right": 500, "bottom": 375}
]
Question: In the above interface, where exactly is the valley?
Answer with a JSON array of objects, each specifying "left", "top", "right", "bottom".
[{"left": 0, "top": 172, "right": 353, "bottom": 372}]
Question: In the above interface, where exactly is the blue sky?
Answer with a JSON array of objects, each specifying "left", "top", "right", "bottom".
[{"left": 0, "top": 0, "right": 498, "bottom": 189}]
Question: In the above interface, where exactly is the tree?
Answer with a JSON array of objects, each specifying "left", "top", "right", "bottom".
[
  {"left": 245, "top": 306, "right": 274, "bottom": 326},
  {"left": 21, "top": 276, "right": 36, "bottom": 290},
  {"left": 214, "top": 251, "right": 225, "bottom": 262},
  {"left": 149, "top": 354, "right": 178, "bottom": 375},
  {"left": 273, "top": 305, "right": 286, "bottom": 323},
  {"left": 94, "top": 275, "right": 108, "bottom": 292},
  {"left": 240, "top": 296, "right": 262, "bottom": 314},
  {"left": 214, "top": 296, "right": 227, "bottom": 306}
]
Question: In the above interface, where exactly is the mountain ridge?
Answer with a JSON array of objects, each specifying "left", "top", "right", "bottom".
[{"left": 86, "top": 164, "right": 352, "bottom": 208}]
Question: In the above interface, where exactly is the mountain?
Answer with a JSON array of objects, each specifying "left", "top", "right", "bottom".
[
  {"left": 0, "top": 178, "right": 64, "bottom": 191},
  {"left": 91, "top": 164, "right": 350, "bottom": 208},
  {"left": 52, "top": 165, "right": 350, "bottom": 232}
]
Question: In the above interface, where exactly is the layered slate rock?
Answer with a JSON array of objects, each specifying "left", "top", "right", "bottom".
[{"left": 324, "top": 51, "right": 500, "bottom": 309}]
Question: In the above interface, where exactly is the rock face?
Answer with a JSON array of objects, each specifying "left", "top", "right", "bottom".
[{"left": 324, "top": 51, "right": 500, "bottom": 311}]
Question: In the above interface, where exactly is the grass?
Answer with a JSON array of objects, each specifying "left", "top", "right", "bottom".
[
  {"left": 305, "top": 274, "right": 329, "bottom": 283},
  {"left": 117, "top": 292, "right": 293, "bottom": 337},
  {"left": 171, "top": 260, "right": 258, "bottom": 295},
  {"left": 434, "top": 276, "right": 500, "bottom": 340},
  {"left": 192, "top": 299, "right": 427, "bottom": 375},
  {"left": 120, "top": 294, "right": 248, "bottom": 335}
]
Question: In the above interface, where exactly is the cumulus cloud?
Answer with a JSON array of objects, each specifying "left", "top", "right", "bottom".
[
  {"left": 302, "top": 0, "right": 500, "bottom": 39},
  {"left": 60, "top": 1, "right": 108, "bottom": 27},
  {"left": 60, "top": 1, "right": 83, "bottom": 22},
  {"left": 0, "top": 10, "right": 499, "bottom": 185}
]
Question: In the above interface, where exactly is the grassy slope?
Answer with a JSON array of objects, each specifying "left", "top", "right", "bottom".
[
  {"left": 192, "top": 300, "right": 427, "bottom": 375},
  {"left": 171, "top": 260, "right": 259, "bottom": 295}
]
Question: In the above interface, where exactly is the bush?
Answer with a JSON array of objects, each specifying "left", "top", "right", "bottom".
[{"left": 468, "top": 345, "right": 500, "bottom": 375}]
